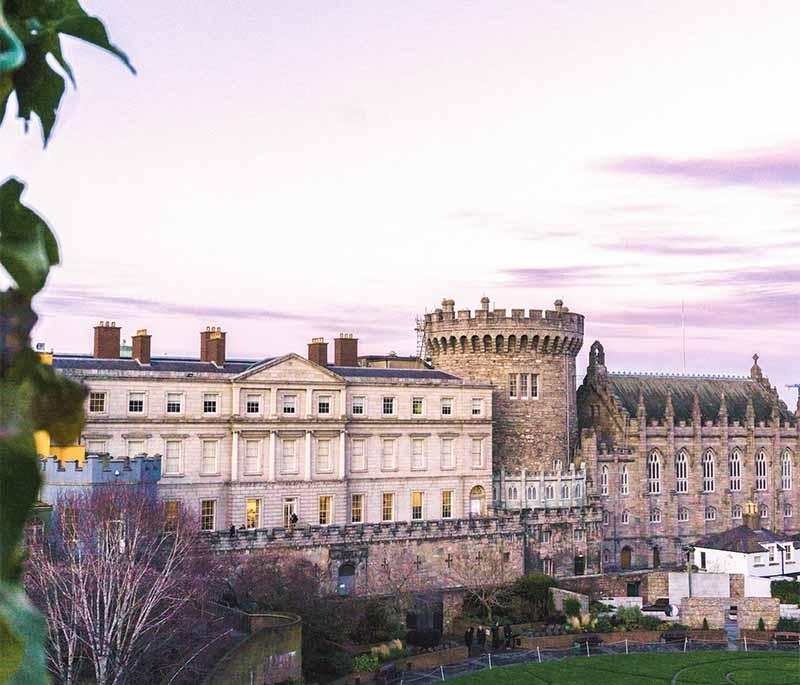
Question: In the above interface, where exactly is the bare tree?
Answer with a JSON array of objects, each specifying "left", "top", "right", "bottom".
[
  {"left": 366, "top": 545, "right": 437, "bottom": 618},
  {"left": 445, "top": 544, "right": 517, "bottom": 623},
  {"left": 25, "top": 487, "right": 215, "bottom": 685}
]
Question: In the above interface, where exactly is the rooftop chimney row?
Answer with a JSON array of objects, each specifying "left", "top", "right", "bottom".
[{"left": 334, "top": 333, "right": 358, "bottom": 367}]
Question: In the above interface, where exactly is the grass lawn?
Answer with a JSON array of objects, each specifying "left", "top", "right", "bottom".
[{"left": 448, "top": 651, "right": 800, "bottom": 684}]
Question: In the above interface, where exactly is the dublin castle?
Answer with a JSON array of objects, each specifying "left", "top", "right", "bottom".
[{"left": 44, "top": 297, "right": 799, "bottom": 593}]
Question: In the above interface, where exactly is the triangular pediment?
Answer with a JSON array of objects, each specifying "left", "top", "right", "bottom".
[{"left": 234, "top": 353, "right": 343, "bottom": 383}]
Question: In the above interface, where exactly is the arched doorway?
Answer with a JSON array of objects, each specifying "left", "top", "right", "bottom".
[
  {"left": 469, "top": 486, "right": 486, "bottom": 516},
  {"left": 621, "top": 546, "right": 632, "bottom": 570},
  {"left": 652, "top": 547, "right": 661, "bottom": 569},
  {"left": 337, "top": 563, "right": 355, "bottom": 596},
  {"left": 574, "top": 554, "right": 585, "bottom": 576}
]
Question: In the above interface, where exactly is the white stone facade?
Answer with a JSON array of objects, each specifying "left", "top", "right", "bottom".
[{"left": 56, "top": 353, "right": 493, "bottom": 531}]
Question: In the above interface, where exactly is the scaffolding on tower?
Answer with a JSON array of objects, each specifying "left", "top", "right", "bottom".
[{"left": 415, "top": 316, "right": 427, "bottom": 361}]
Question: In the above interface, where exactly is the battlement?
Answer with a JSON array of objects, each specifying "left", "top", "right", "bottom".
[
  {"left": 424, "top": 297, "right": 584, "bottom": 357},
  {"left": 40, "top": 453, "right": 161, "bottom": 486}
]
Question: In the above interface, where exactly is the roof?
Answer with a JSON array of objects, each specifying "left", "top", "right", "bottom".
[
  {"left": 53, "top": 354, "right": 261, "bottom": 375},
  {"left": 607, "top": 372, "right": 790, "bottom": 423},
  {"left": 327, "top": 366, "right": 460, "bottom": 380},
  {"left": 694, "top": 525, "right": 793, "bottom": 553}
]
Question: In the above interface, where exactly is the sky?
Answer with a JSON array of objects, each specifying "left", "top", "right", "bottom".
[{"left": 2, "top": 1, "right": 798, "bottom": 404}]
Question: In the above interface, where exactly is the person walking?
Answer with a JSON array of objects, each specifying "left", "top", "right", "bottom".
[{"left": 464, "top": 626, "right": 474, "bottom": 655}]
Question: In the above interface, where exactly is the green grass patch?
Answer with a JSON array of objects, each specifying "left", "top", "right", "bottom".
[{"left": 448, "top": 652, "right": 800, "bottom": 685}]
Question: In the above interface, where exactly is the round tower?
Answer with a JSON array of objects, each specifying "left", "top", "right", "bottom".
[{"left": 424, "top": 297, "right": 584, "bottom": 473}]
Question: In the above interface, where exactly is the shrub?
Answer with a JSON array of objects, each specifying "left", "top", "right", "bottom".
[
  {"left": 590, "top": 601, "right": 614, "bottom": 615},
  {"left": 758, "top": 617, "right": 766, "bottom": 632},
  {"left": 777, "top": 617, "right": 800, "bottom": 632},
  {"left": 771, "top": 580, "right": 800, "bottom": 605},
  {"left": 616, "top": 607, "right": 645, "bottom": 630},
  {"left": 511, "top": 573, "right": 557, "bottom": 620},
  {"left": 639, "top": 615, "right": 663, "bottom": 631},
  {"left": 406, "top": 628, "right": 442, "bottom": 649},
  {"left": 702, "top": 618, "right": 709, "bottom": 631},
  {"left": 563, "top": 598, "right": 582, "bottom": 618},
  {"left": 312, "top": 650, "right": 352, "bottom": 677},
  {"left": 353, "top": 655, "right": 380, "bottom": 673},
  {"left": 594, "top": 617, "right": 613, "bottom": 634}
]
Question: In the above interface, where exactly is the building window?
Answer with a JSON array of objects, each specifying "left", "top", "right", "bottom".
[
  {"left": 540, "top": 529, "right": 552, "bottom": 543},
  {"left": 319, "top": 496, "right": 333, "bottom": 525},
  {"left": 602, "top": 511, "right": 609, "bottom": 525},
  {"left": 89, "top": 392, "right": 107, "bottom": 413},
  {"left": 471, "top": 399, "right": 483, "bottom": 416},
  {"left": 203, "top": 393, "right": 218, "bottom": 414},
  {"left": 729, "top": 449, "right": 742, "bottom": 492},
  {"left": 164, "top": 500, "right": 179, "bottom": 532},
  {"left": 470, "top": 438, "right": 484, "bottom": 468},
  {"left": 382, "top": 397, "right": 395, "bottom": 416},
  {"left": 440, "top": 437, "right": 455, "bottom": 469},
  {"left": 649, "top": 509, "right": 661, "bottom": 524},
  {"left": 620, "top": 465, "right": 629, "bottom": 495},
  {"left": 545, "top": 484, "right": 554, "bottom": 500},
  {"left": 201, "top": 440, "right": 218, "bottom": 474},
  {"left": 574, "top": 482, "right": 582, "bottom": 499},
  {"left": 526, "top": 485, "right": 537, "bottom": 501},
  {"left": 128, "top": 392, "right": 145, "bottom": 414},
  {"left": 508, "top": 374, "right": 517, "bottom": 399},
  {"left": 705, "top": 506, "right": 716, "bottom": 521},
  {"left": 759, "top": 504, "right": 768, "bottom": 519},
  {"left": 574, "top": 528, "right": 584, "bottom": 541},
  {"left": 732, "top": 504, "right": 742, "bottom": 519},
  {"left": 753, "top": 554, "right": 763, "bottom": 567},
  {"left": 560, "top": 484, "right": 569, "bottom": 500},
  {"left": 675, "top": 450, "right": 688, "bottom": 493},
  {"left": 412, "top": 397, "right": 424, "bottom": 416},
  {"left": 244, "top": 439, "right": 261, "bottom": 474},
  {"left": 700, "top": 551, "right": 707, "bottom": 569},
  {"left": 787, "top": 544, "right": 794, "bottom": 562},
  {"left": 164, "top": 440, "right": 182, "bottom": 475},
  {"left": 519, "top": 373, "right": 528, "bottom": 399},
  {"left": 621, "top": 510, "right": 630, "bottom": 525},
  {"left": 508, "top": 485, "right": 518, "bottom": 501},
  {"left": 530, "top": 374, "right": 539, "bottom": 399},
  {"left": 282, "top": 497, "right": 297, "bottom": 527},
  {"left": 678, "top": 507, "right": 689, "bottom": 522},
  {"left": 440, "top": 398, "right": 453, "bottom": 416},
  {"left": 200, "top": 500, "right": 216, "bottom": 531},
  {"left": 127, "top": 439, "right": 145, "bottom": 456},
  {"left": 86, "top": 439, "right": 107, "bottom": 454},
  {"left": 282, "top": 439, "right": 297, "bottom": 473},
  {"left": 784, "top": 503, "right": 793, "bottom": 518},
  {"left": 352, "top": 396, "right": 365, "bottom": 415},
  {"left": 316, "top": 439, "right": 331, "bottom": 472},
  {"left": 756, "top": 450, "right": 767, "bottom": 491},
  {"left": 702, "top": 450, "right": 715, "bottom": 493},
  {"left": 351, "top": 438, "right": 366, "bottom": 472},
  {"left": 318, "top": 396, "right": 331, "bottom": 415},
  {"left": 381, "top": 493, "right": 394, "bottom": 522},
  {"left": 411, "top": 491, "right": 424, "bottom": 520},
  {"left": 781, "top": 450, "right": 792, "bottom": 491},
  {"left": 350, "top": 494, "right": 364, "bottom": 523},
  {"left": 381, "top": 439, "right": 396, "bottom": 470},
  {"left": 441, "top": 490, "right": 453, "bottom": 518},
  {"left": 166, "top": 393, "right": 182, "bottom": 414},
  {"left": 411, "top": 438, "right": 426, "bottom": 470},
  {"left": 647, "top": 450, "right": 661, "bottom": 495},
  {"left": 769, "top": 546, "right": 776, "bottom": 564},
  {"left": 282, "top": 395, "right": 297, "bottom": 415},
  {"left": 246, "top": 498, "right": 260, "bottom": 529},
  {"left": 600, "top": 465, "right": 609, "bottom": 496},
  {"left": 245, "top": 394, "right": 260, "bottom": 415},
  {"left": 542, "top": 558, "right": 554, "bottom": 575}
]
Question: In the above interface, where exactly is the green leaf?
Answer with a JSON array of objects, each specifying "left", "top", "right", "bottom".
[
  {"left": 0, "top": 581, "right": 49, "bottom": 685},
  {"left": 55, "top": 12, "right": 135, "bottom": 75},
  {"left": 0, "top": 177, "right": 59, "bottom": 294},
  {"left": 9, "top": 39, "right": 65, "bottom": 144},
  {"left": 0, "top": 434, "right": 40, "bottom": 581}
]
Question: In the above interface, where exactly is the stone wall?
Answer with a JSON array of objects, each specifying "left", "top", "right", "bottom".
[
  {"left": 730, "top": 574, "right": 745, "bottom": 599},
  {"left": 738, "top": 597, "right": 780, "bottom": 630},
  {"left": 551, "top": 588, "right": 589, "bottom": 614},
  {"left": 442, "top": 589, "right": 465, "bottom": 635},
  {"left": 558, "top": 570, "right": 658, "bottom": 602},
  {"left": 679, "top": 598, "right": 727, "bottom": 629}
]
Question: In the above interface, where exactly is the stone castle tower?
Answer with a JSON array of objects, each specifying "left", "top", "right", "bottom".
[{"left": 423, "top": 297, "right": 584, "bottom": 473}]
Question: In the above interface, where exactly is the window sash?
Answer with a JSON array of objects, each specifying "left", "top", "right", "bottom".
[
  {"left": 351, "top": 439, "right": 366, "bottom": 471},
  {"left": 441, "top": 438, "right": 455, "bottom": 469},
  {"left": 128, "top": 392, "right": 145, "bottom": 413},
  {"left": 318, "top": 396, "right": 331, "bottom": 415},
  {"left": 200, "top": 500, "right": 216, "bottom": 531},
  {"left": 411, "top": 492, "right": 423, "bottom": 520},
  {"left": 319, "top": 496, "right": 332, "bottom": 525},
  {"left": 351, "top": 494, "right": 364, "bottom": 523},
  {"left": 166, "top": 393, "right": 182, "bottom": 413},
  {"left": 244, "top": 439, "right": 261, "bottom": 474},
  {"left": 381, "top": 493, "right": 394, "bottom": 521},
  {"left": 245, "top": 499, "right": 260, "bottom": 529},
  {"left": 165, "top": 440, "right": 182, "bottom": 474},
  {"left": 352, "top": 397, "right": 365, "bottom": 415},
  {"left": 440, "top": 399, "right": 453, "bottom": 416},
  {"left": 411, "top": 438, "right": 426, "bottom": 470},
  {"left": 89, "top": 392, "right": 106, "bottom": 413},
  {"left": 282, "top": 395, "right": 297, "bottom": 414},
  {"left": 412, "top": 398, "right": 424, "bottom": 415},
  {"left": 127, "top": 440, "right": 145, "bottom": 456},
  {"left": 282, "top": 440, "right": 297, "bottom": 472},
  {"left": 317, "top": 440, "right": 331, "bottom": 472},
  {"left": 441, "top": 491, "right": 452, "bottom": 518},
  {"left": 382, "top": 397, "right": 394, "bottom": 415},
  {"left": 381, "top": 439, "right": 395, "bottom": 470},
  {"left": 508, "top": 374, "right": 517, "bottom": 398},
  {"left": 245, "top": 395, "right": 261, "bottom": 414},
  {"left": 203, "top": 394, "right": 218, "bottom": 414},
  {"left": 471, "top": 399, "right": 482, "bottom": 415},
  {"left": 201, "top": 440, "right": 218, "bottom": 474}
]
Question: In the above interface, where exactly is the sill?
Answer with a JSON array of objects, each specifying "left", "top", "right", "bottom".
[
  {"left": 162, "top": 473, "right": 185, "bottom": 478},
  {"left": 200, "top": 473, "right": 222, "bottom": 477}
]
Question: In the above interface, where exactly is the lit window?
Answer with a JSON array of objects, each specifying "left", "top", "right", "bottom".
[
  {"left": 244, "top": 439, "right": 261, "bottom": 474},
  {"left": 351, "top": 396, "right": 365, "bottom": 415},
  {"left": 600, "top": 465, "right": 609, "bottom": 496},
  {"left": 412, "top": 398, "right": 424, "bottom": 415},
  {"left": 319, "top": 496, "right": 333, "bottom": 525},
  {"left": 732, "top": 505, "right": 742, "bottom": 519},
  {"left": 705, "top": 506, "right": 716, "bottom": 521},
  {"left": 351, "top": 494, "right": 364, "bottom": 523},
  {"left": 530, "top": 374, "right": 539, "bottom": 399},
  {"left": 203, "top": 393, "right": 218, "bottom": 414},
  {"left": 678, "top": 507, "right": 689, "bottom": 522},
  {"left": 441, "top": 490, "right": 453, "bottom": 518},
  {"left": 200, "top": 500, "right": 216, "bottom": 531},
  {"left": 201, "top": 440, "right": 218, "bottom": 474},
  {"left": 647, "top": 450, "right": 661, "bottom": 495},
  {"left": 318, "top": 396, "right": 331, "bottom": 415},
  {"left": 441, "top": 438, "right": 455, "bottom": 469},
  {"left": 620, "top": 465, "right": 629, "bottom": 495},
  {"left": 381, "top": 493, "right": 394, "bottom": 522},
  {"left": 282, "top": 395, "right": 297, "bottom": 415},
  {"left": 519, "top": 373, "right": 528, "bottom": 399},
  {"left": 441, "top": 398, "right": 453, "bottom": 416},
  {"left": 471, "top": 399, "right": 482, "bottom": 416},
  {"left": 164, "top": 501, "right": 179, "bottom": 532},
  {"left": 675, "top": 450, "right": 688, "bottom": 493},
  {"left": 282, "top": 439, "right": 297, "bottom": 473},
  {"left": 164, "top": 440, "right": 182, "bottom": 475},
  {"left": 729, "top": 449, "right": 742, "bottom": 492},
  {"left": 166, "top": 393, "right": 182, "bottom": 414},
  {"left": 89, "top": 392, "right": 106, "bottom": 413},
  {"left": 650, "top": 509, "right": 661, "bottom": 524},
  {"left": 282, "top": 498, "right": 297, "bottom": 527},
  {"left": 509, "top": 374, "right": 517, "bottom": 398},
  {"left": 471, "top": 438, "right": 484, "bottom": 468},
  {"left": 781, "top": 450, "right": 792, "bottom": 491},
  {"left": 245, "top": 394, "right": 260, "bottom": 415},
  {"left": 411, "top": 438, "right": 426, "bottom": 470},
  {"left": 756, "top": 450, "right": 767, "bottom": 491},
  {"left": 246, "top": 498, "right": 260, "bottom": 529},
  {"left": 351, "top": 439, "right": 366, "bottom": 472},
  {"left": 411, "top": 491, "right": 424, "bottom": 520},
  {"left": 128, "top": 392, "right": 145, "bottom": 414},
  {"left": 316, "top": 439, "right": 331, "bottom": 472},
  {"left": 381, "top": 439, "right": 396, "bottom": 470},
  {"left": 621, "top": 510, "right": 630, "bottom": 525},
  {"left": 702, "top": 450, "right": 715, "bottom": 493},
  {"left": 382, "top": 397, "right": 395, "bottom": 415}
]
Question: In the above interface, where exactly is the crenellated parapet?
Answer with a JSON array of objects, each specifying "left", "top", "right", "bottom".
[{"left": 40, "top": 453, "right": 161, "bottom": 491}]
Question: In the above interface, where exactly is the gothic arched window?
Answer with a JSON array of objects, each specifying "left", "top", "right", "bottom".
[
  {"left": 781, "top": 450, "right": 792, "bottom": 491},
  {"left": 729, "top": 449, "right": 742, "bottom": 492},
  {"left": 756, "top": 450, "right": 767, "bottom": 491},
  {"left": 647, "top": 450, "right": 661, "bottom": 495},
  {"left": 620, "top": 465, "right": 629, "bottom": 495},
  {"left": 704, "top": 506, "right": 716, "bottom": 521},
  {"left": 675, "top": 450, "right": 688, "bottom": 493},
  {"left": 600, "top": 465, "right": 609, "bottom": 496},
  {"left": 702, "top": 450, "right": 715, "bottom": 493}
]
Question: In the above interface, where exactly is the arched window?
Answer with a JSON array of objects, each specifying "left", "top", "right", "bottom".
[
  {"left": 678, "top": 507, "right": 689, "bottom": 522},
  {"left": 732, "top": 504, "right": 742, "bottom": 519},
  {"left": 756, "top": 450, "right": 767, "bottom": 491},
  {"left": 337, "top": 563, "right": 356, "bottom": 596},
  {"left": 702, "top": 450, "right": 715, "bottom": 493},
  {"left": 602, "top": 511, "right": 610, "bottom": 525},
  {"left": 647, "top": 451, "right": 661, "bottom": 495},
  {"left": 729, "top": 449, "right": 742, "bottom": 492},
  {"left": 675, "top": 450, "right": 688, "bottom": 494},
  {"left": 759, "top": 504, "right": 768, "bottom": 519},
  {"left": 507, "top": 486, "right": 518, "bottom": 501},
  {"left": 545, "top": 484, "right": 554, "bottom": 500},
  {"left": 649, "top": 509, "right": 661, "bottom": 524},
  {"left": 561, "top": 484, "right": 569, "bottom": 499},
  {"left": 784, "top": 503, "right": 793, "bottom": 518},
  {"left": 705, "top": 506, "right": 716, "bottom": 521},
  {"left": 526, "top": 485, "right": 537, "bottom": 501},
  {"left": 600, "top": 465, "right": 609, "bottom": 496},
  {"left": 620, "top": 465, "right": 629, "bottom": 495},
  {"left": 781, "top": 450, "right": 792, "bottom": 491},
  {"left": 602, "top": 549, "right": 610, "bottom": 564},
  {"left": 554, "top": 460, "right": 563, "bottom": 473},
  {"left": 652, "top": 547, "right": 661, "bottom": 569},
  {"left": 621, "top": 510, "right": 630, "bottom": 525},
  {"left": 574, "top": 482, "right": 582, "bottom": 499}
]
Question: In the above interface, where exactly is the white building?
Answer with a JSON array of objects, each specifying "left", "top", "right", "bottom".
[{"left": 52, "top": 324, "right": 493, "bottom": 532}]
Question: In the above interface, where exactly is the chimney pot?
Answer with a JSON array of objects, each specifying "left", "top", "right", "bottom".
[
  {"left": 334, "top": 333, "right": 358, "bottom": 366},
  {"left": 200, "top": 326, "right": 226, "bottom": 366},
  {"left": 308, "top": 338, "right": 329, "bottom": 366},
  {"left": 93, "top": 321, "right": 121, "bottom": 359},
  {"left": 132, "top": 329, "right": 152, "bottom": 365}
]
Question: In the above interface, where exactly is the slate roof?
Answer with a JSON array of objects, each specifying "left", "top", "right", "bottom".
[
  {"left": 607, "top": 372, "right": 790, "bottom": 423},
  {"left": 53, "top": 354, "right": 261, "bottom": 375},
  {"left": 327, "top": 366, "right": 460, "bottom": 381},
  {"left": 694, "top": 525, "right": 794, "bottom": 554}
]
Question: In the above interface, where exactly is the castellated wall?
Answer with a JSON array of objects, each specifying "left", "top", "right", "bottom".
[{"left": 424, "top": 298, "right": 584, "bottom": 473}]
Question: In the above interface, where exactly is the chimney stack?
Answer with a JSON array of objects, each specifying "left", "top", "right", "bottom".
[
  {"left": 132, "top": 329, "right": 151, "bottom": 365},
  {"left": 334, "top": 333, "right": 358, "bottom": 367},
  {"left": 742, "top": 501, "right": 761, "bottom": 530},
  {"left": 308, "top": 337, "right": 328, "bottom": 367},
  {"left": 200, "top": 326, "right": 226, "bottom": 367},
  {"left": 93, "top": 321, "right": 121, "bottom": 359}
]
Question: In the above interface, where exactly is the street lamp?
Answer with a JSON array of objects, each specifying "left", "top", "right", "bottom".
[{"left": 682, "top": 544, "right": 695, "bottom": 598}]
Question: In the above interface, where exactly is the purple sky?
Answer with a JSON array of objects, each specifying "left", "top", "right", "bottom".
[{"left": 2, "top": 1, "right": 798, "bottom": 404}]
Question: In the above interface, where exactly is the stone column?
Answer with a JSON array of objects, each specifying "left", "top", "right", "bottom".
[
  {"left": 231, "top": 430, "right": 239, "bottom": 481},
  {"left": 269, "top": 431, "right": 276, "bottom": 481},
  {"left": 271, "top": 388, "right": 279, "bottom": 417},
  {"left": 305, "top": 431, "right": 312, "bottom": 481},
  {"left": 306, "top": 387, "right": 314, "bottom": 418},
  {"left": 339, "top": 430, "right": 346, "bottom": 479}
]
